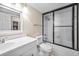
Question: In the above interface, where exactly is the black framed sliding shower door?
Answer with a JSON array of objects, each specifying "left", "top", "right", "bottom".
[{"left": 53, "top": 6, "right": 74, "bottom": 49}]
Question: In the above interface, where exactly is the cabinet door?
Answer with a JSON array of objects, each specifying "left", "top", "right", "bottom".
[
  {"left": 54, "top": 27, "right": 72, "bottom": 47},
  {"left": 21, "top": 46, "right": 38, "bottom": 56},
  {"left": 54, "top": 7, "right": 72, "bottom": 26}
]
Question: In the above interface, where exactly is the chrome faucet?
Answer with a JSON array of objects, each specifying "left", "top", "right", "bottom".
[
  {"left": 2, "top": 38, "right": 5, "bottom": 43},
  {"left": 0, "top": 37, "right": 5, "bottom": 44},
  {"left": 0, "top": 39, "right": 2, "bottom": 44}
]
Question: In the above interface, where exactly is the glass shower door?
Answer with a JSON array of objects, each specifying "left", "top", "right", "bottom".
[
  {"left": 54, "top": 6, "right": 73, "bottom": 48},
  {"left": 43, "top": 13, "right": 53, "bottom": 43}
]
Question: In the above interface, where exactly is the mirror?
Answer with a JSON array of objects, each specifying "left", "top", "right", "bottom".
[{"left": 0, "top": 4, "right": 21, "bottom": 31}]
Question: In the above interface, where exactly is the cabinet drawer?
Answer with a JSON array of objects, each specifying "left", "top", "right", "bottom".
[{"left": 21, "top": 46, "right": 38, "bottom": 56}]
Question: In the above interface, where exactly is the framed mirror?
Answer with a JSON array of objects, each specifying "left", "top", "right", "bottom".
[{"left": 0, "top": 4, "right": 21, "bottom": 31}]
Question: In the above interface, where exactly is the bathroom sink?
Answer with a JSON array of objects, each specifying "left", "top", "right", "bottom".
[
  {"left": 0, "top": 37, "right": 34, "bottom": 52},
  {"left": 0, "top": 36, "right": 37, "bottom": 55}
]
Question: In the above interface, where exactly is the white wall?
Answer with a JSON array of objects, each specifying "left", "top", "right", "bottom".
[{"left": 22, "top": 5, "right": 42, "bottom": 37}]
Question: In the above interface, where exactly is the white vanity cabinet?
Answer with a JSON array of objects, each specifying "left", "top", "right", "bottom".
[
  {"left": 21, "top": 46, "right": 38, "bottom": 56},
  {"left": 0, "top": 37, "right": 38, "bottom": 56}
]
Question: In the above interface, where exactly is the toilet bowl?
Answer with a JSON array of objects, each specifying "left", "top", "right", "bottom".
[
  {"left": 36, "top": 35, "right": 53, "bottom": 56},
  {"left": 39, "top": 42, "right": 52, "bottom": 52},
  {"left": 36, "top": 35, "right": 43, "bottom": 45},
  {"left": 39, "top": 42, "right": 53, "bottom": 56}
]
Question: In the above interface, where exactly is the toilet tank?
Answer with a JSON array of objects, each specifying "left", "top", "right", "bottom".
[{"left": 36, "top": 35, "right": 43, "bottom": 45}]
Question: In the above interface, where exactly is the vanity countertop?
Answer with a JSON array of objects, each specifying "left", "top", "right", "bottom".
[{"left": 0, "top": 36, "right": 37, "bottom": 55}]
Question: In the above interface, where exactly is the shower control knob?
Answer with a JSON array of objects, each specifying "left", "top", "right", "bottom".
[{"left": 44, "top": 34, "right": 46, "bottom": 36}]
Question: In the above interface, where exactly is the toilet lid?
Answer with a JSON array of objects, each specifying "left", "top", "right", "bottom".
[{"left": 39, "top": 43, "right": 52, "bottom": 52}]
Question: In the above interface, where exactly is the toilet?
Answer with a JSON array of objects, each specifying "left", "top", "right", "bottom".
[{"left": 36, "top": 36, "right": 53, "bottom": 56}]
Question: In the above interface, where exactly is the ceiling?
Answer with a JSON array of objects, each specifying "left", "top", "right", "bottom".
[{"left": 27, "top": 3, "right": 71, "bottom": 13}]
